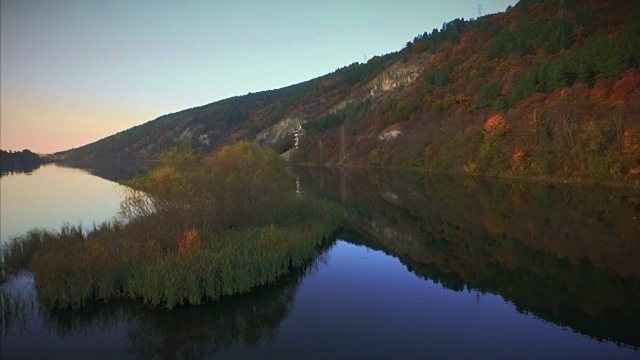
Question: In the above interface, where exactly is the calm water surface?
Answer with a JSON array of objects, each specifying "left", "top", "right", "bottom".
[
  {"left": 1, "top": 165, "right": 639, "bottom": 359},
  {"left": 0, "top": 164, "right": 125, "bottom": 244}
]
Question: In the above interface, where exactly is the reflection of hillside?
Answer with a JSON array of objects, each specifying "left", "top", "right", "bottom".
[
  {"left": 298, "top": 167, "right": 640, "bottom": 348},
  {"left": 57, "top": 159, "right": 155, "bottom": 183}
]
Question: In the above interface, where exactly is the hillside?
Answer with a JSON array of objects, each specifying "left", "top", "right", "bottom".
[{"left": 56, "top": 0, "right": 640, "bottom": 183}]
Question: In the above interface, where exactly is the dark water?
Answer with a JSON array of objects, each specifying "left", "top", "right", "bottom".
[{"left": 2, "top": 165, "right": 640, "bottom": 359}]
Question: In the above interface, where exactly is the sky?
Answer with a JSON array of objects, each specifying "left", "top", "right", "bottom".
[{"left": 1, "top": 0, "right": 518, "bottom": 154}]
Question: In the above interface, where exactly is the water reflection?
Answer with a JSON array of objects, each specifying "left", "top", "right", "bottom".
[
  {"left": 2, "top": 163, "right": 639, "bottom": 357},
  {"left": 57, "top": 159, "right": 155, "bottom": 183},
  {"left": 1, "top": 243, "right": 331, "bottom": 360},
  {"left": 0, "top": 163, "right": 41, "bottom": 177},
  {"left": 298, "top": 167, "right": 640, "bottom": 348},
  {"left": 0, "top": 164, "right": 128, "bottom": 245}
]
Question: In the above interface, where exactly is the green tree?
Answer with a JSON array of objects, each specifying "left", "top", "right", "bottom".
[{"left": 478, "top": 83, "right": 501, "bottom": 109}]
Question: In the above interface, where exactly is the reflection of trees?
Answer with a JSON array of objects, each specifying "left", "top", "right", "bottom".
[
  {"left": 0, "top": 149, "right": 44, "bottom": 177},
  {"left": 0, "top": 163, "right": 41, "bottom": 177},
  {"left": 56, "top": 159, "right": 155, "bottom": 183},
  {"left": 298, "top": 167, "right": 640, "bottom": 348},
  {"left": 37, "top": 245, "right": 330, "bottom": 359}
]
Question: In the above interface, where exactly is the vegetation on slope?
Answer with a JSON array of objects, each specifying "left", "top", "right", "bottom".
[
  {"left": 298, "top": 0, "right": 640, "bottom": 182},
  {"left": 57, "top": 0, "right": 640, "bottom": 184}
]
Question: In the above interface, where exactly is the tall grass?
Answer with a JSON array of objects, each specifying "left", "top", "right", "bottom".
[
  {"left": 15, "top": 198, "right": 343, "bottom": 309},
  {"left": 2, "top": 228, "right": 52, "bottom": 276}
]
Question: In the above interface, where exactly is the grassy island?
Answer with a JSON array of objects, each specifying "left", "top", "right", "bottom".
[{"left": 1, "top": 142, "right": 344, "bottom": 308}]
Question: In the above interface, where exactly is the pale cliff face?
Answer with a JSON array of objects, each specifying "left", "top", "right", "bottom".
[
  {"left": 255, "top": 117, "right": 305, "bottom": 146},
  {"left": 255, "top": 55, "right": 427, "bottom": 147},
  {"left": 369, "top": 62, "right": 421, "bottom": 97}
]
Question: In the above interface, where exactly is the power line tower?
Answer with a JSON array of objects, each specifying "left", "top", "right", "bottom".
[
  {"left": 477, "top": 3, "right": 482, "bottom": 18},
  {"left": 558, "top": 0, "right": 566, "bottom": 18}
]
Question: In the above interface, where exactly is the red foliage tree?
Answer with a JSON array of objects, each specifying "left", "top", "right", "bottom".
[
  {"left": 590, "top": 79, "right": 615, "bottom": 101},
  {"left": 609, "top": 70, "right": 640, "bottom": 104}
]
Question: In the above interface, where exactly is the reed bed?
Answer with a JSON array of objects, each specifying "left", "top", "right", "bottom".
[
  {"left": 2, "top": 228, "right": 52, "bottom": 276},
  {"left": 9, "top": 198, "right": 342, "bottom": 309}
]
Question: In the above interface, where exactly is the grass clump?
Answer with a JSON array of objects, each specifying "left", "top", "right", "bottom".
[
  {"left": 28, "top": 198, "right": 342, "bottom": 309},
  {"left": 2, "top": 229, "right": 51, "bottom": 276}
]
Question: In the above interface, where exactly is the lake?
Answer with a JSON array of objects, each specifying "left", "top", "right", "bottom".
[
  {"left": 0, "top": 164, "right": 126, "bottom": 245},
  {"left": 1, "top": 164, "right": 639, "bottom": 359}
]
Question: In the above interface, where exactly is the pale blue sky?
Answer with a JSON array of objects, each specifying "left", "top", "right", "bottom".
[{"left": 1, "top": 0, "right": 517, "bottom": 153}]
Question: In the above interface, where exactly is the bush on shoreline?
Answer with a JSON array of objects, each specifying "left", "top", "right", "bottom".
[{"left": 1, "top": 142, "right": 344, "bottom": 308}]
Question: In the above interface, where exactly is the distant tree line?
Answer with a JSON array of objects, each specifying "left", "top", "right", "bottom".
[
  {"left": 0, "top": 149, "right": 42, "bottom": 165},
  {"left": 0, "top": 149, "right": 44, "bottom": 174},
  {"left": 408, "top": 18, "right": 468, "bottom": 54}
]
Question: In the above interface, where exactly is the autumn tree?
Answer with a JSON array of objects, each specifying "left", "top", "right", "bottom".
[{"left": 121, "top": 141, "right": 293, "bottom": 247}]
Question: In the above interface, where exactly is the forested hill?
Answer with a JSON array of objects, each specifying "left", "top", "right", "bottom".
[{"left": 56, "top": 0, "right": 640, "bottom": 183}]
